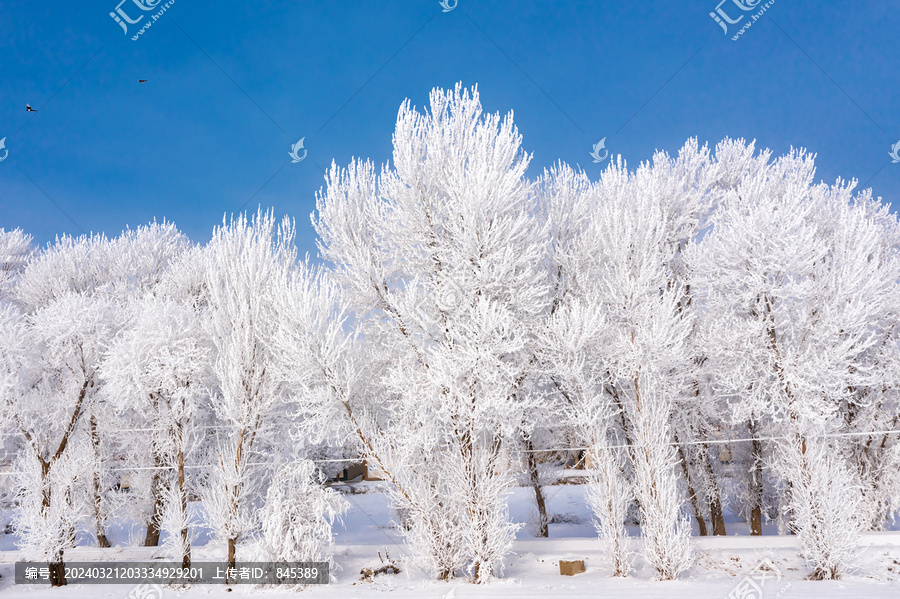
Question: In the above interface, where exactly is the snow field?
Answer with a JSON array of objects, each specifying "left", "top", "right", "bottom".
[{"left": 2, "top": 482, "right": 899, "bottom": 598}]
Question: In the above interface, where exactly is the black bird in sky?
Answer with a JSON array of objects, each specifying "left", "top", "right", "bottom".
[
  {"left": 138, "top": 79, "right": 147, "bottom": 83},
  {"left": 26, "top": 104, "right": 37, "bottom": 112}
]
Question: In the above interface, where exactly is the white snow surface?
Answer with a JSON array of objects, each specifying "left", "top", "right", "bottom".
[{"left": 1, "top": 480, "right": 899, "bottom": 598}]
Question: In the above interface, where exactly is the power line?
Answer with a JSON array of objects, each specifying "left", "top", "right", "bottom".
[
  {"left": 518, "top": 427, "right": 900, "bottom": 453},
  {"left": 2, "top": 428, "right": 897, "bottom": 476}
]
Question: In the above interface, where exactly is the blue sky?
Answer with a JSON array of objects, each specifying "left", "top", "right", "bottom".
[{"left": 1, "top": 0, "right": 898, "bottom": 258}]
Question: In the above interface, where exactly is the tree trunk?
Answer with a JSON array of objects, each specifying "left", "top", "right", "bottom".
[
  {"left": 226, "top": 428, "right": 246, "bottom": 576},
  {"left": 749, "top": 432, "right": 763, "bottom": 536},
  {"left": 707, "top": 483, "right": 727, "bottom": 536},
  {"left": 466, "top": 432, "right": 502, "bottom": 583},
  {"left": 709, "top": 497, "right": 727, "bottom": 535},
  {"left": 701, "top": 446, "right": 727, "bottom": 536},
  {"left": 94, "top": 513, "right": 111, "bottom": 547},
  {"left": 177, "top": 430, "right": 191, "bottom": 568},
  {"left": 93, "top": 494, "right": 111, "bottom": 548},
  {"left": 785, "top": 479, "right": 798, "bottom": 535},
  {"left": 143, "top": 467, "right": 163, "bottom": 546},
  {"left": 49, "top": 551, "right": 67, "bottom": 587},
  {"left": 524, "top": 437, "right": 548, "bottom": 538},
  {"left": 89, "top": 414, "right": 111, "bottom": 548},
  {"left": 675, "top": 438, "right": 708, "bottom": 536},
  {"left": 39, "top": 462, "right": 69, "bottom": 586},
  {"left": 227, "top": 536, "right": 236, "bottom": 573},
  {"left": 144, "top": 393, "right": 163, "bottom": 546},
  {"left": 181, "top": 533, "right": 192, "bottom": 569}
]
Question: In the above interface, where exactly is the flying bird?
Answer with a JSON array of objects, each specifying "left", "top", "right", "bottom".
[
  {"left": 138, "top": 79, "right": 147, "bottom": 83},
  {"left": 26, "top": 104, "right": 37, "bottom": 112}
]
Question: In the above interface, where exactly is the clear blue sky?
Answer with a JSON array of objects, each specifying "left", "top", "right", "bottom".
[{"left": 2, "top": 0, "right": 898, "bottom": 258}]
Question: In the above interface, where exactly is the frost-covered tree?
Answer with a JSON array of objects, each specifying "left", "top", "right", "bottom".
[
  {"left": 271, "top": 261, "right": 436, "bottom": 574},
  {"left": 12, "top": 234, "right": 112, "bottom": 311},
  {"left": 0, "top": 292, "right": 121, "bottom": 585},
  {"left": 101, "top": 290, "right": 210, "bottom": 567},
  {"left": 8, "top": 223, "right": 190, "bottom": 551},
  {"left": 541, "top": 293, "right": 634, "bottom": 575},
  {"left": 0, "top": 228, "right": 33, "bottom": 303},
  {"left": 5, "top": 115, "right": 900, "bottom": 588},
  {"left": 537, "top": 140, "right": 724, "bottom": 579},
  {"left": 202, "top": 208, "right": 296, "bottom": 570},
  {"left": 0, "top": 229, "right": 28, "bottom": 503},
  {"left": 92, "top": 223, "right": 191, "bottom": 549},
  {"left": 312, "top": 84, "right": 547, "bottom": 582},
  {"left": 1, "top": 230, "right": 141, "bottom": 575},
  {"left": 686, "top": 146, "right": 900, "bottom": 578},
  {"left": 255, "top": 459, "right": 347, "bottom": 566}
]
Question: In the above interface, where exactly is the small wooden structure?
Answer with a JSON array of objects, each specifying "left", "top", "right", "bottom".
[
  {"left": 335, "top": 462, "right": 366, "bottom": 482},
  {"left": 332, "top": 460, "right": 384, "bottom": 482},
  {"left": 559, "top": 559, "right": 586, "bottom": 576}
]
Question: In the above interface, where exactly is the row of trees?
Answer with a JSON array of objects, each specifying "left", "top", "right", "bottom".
[{"left": 2, "top": 84, "right": 899, "bottom": 585}]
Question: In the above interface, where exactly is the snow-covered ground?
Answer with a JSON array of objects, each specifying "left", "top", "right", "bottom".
[{"left": 1, "top": 480, "right": 899, "bottom": 598}]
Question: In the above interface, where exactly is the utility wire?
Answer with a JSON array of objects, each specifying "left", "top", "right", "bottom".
[{"left": 1, "top": 428, "right": 898, "bottom": 475}]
